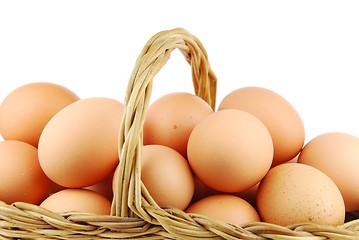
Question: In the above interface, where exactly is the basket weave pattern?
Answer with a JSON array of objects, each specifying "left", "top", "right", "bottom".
[{"left": 1, "top": 28, "right": 359, "bottom": 239}]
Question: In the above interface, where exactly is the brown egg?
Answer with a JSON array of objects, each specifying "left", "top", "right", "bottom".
[
  {"left": 298, "top": 132, "right": 359, "bottom": 212},
  {"left": 0, "top": 140, "right": 51, "bottom": 204},
  {"left": 144, "top": 92, "right": 213, "bottom": 158},
  {"left": 0, "top": 82, "right": 79, "bottom": 147},
  {"left": 218, "top": 86, "right": 305, "bottom": 167},
  {"left": 40, "top": 189, "right": 111, "bottom": 215},
  {"left": 38, "top": 97, "right": 124, "bottom": 188},
  {"left": 186, "top": 194, "right": 260, "bottom": 225},
  {"left": 113, "top": 144, "right": 195, "bottom": 210},
  {"left": 257, "top": 163, "right": 345, "bottom": 226},
  {"left": 141, "top": 144, "right": 194, "bottom": 210},
  {"left": 187, "top": 109, "right": 273, "bottom": 193}
]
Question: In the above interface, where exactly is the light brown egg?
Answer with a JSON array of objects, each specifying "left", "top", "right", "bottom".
[
  {"left": 298, "top": 132, "right": 359, "bottom": 212},
  {"left": 256, "top": 163, "right": 345, "bottom": 226},
  {"left": 187, "top": 109, "right": 273, "bottom": 193},
  {"left": 38, "top": 97, "right": 124, "bottom": 188},
  {"left": 113, "top": 144, "right": 195, "bottom": 211},
  {"left": 218, "top": 86, "right": 305, "bottom": 167},
  {"left": 40, "top": 189, "right": 111, "bottom": 215},
  {"left": 186, "top": 194, "right": 260, "bottom": 225},
  {"left": 141, "top": 144, "right": 194, "bottom": 210},
  {"left": 0, "top": 82, "right": 79, "bottom": 147},
  {"left": 0, "top": 140, "right": 51, "bottom": 204},
  {"left": 144, "top": 92, "right": 213, "bottom": 158}
]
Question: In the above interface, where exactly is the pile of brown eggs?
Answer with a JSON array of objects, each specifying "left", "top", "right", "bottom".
[{"left": 1, "top": 81, "right": 359, "bottom": 226}]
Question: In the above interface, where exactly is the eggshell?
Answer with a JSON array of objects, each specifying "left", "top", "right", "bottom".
[
  {"left": 187, "top": 109, "right": 273, "bottom": 193},
  {"left": 38, "top": 97, "right": 124, "bottom": 188},
  {"left": 0, "top": 82, "right": 79, "bottom": 147},
  {"left": 40, "top": 189, "right": 111, "bottom": 215},
  {"left": 186, "top": 194, "right": 260, "bottom": 225},
  {"left": 144, "top": 92, "right": 213, "bottom": 158},
  {"left": 298, "top": 132, "right": 359, "bottom": 211},
  {"left": 218, "top": 86, "right": 305, "bottom": 167},
  {"left": 0, "top": 140, "right": 51, "bottom": 204},
  {"left": 113, "top": 144, "right": 195, "bottom": 210},
  {"left": 256, "top": 163, "right": 345, "bottom": 226}
]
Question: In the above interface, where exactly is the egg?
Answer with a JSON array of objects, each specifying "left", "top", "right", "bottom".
[
  {"left": 38, "top": 97, "right": 124, "bottom": 188},
  {"left": 187, "top": 109, "right": 273, "bottom": 193},
  {"left": 256, "top": 163, "right": 345, "bottom": 226},
  {"left": 298, "top": 132, "right": 359, "bottom": 212},
  {"left": 0, "top": 140, "right": 51, "bottom": 204},
  {"left": 144, "top": 92, "right": 214, "bottom": 158},
  {"left": 113, "top": 144, "right": 195, "bottom": 210},
  {"left": 186, "top": 194, "right": 260, "bottom": 225},
  {"left": 0, "top": 82, "right": 80, "bottom": 147},
  {"left": 218, "top": 86, "right": 305, "bottom": 167},
  {"left": 40, "top": 189, "right": 111, "bottom": 215}
]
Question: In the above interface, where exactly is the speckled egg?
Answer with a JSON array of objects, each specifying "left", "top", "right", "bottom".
[{"left": 256, "top": 163, "right": 345, "bottom": 226}]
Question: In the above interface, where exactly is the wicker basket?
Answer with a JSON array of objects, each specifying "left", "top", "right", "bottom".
[{"left": 1, "top": 28, "right": 359, "bottom": 240}]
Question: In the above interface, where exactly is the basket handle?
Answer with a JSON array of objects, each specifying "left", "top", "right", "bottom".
[{"left": 111, "top": 28, "right": 217, "bottom": 221}]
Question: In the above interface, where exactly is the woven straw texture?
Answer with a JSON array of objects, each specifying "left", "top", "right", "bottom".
[{"left": 1, "top": 28, "right": 359, "bottom": 240}]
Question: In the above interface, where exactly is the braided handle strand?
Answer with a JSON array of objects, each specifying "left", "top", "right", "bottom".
[{"left": 111, "top": 28, "right": 217, "bottom": 221}]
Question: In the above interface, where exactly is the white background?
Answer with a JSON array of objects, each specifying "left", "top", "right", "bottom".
[{"left": 0, "top": 1, "right": 359, "bottom": 144}]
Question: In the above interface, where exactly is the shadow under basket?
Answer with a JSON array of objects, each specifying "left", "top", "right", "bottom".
[{"left": 1, "top": 28, "right": 359, "bottom": 240}]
